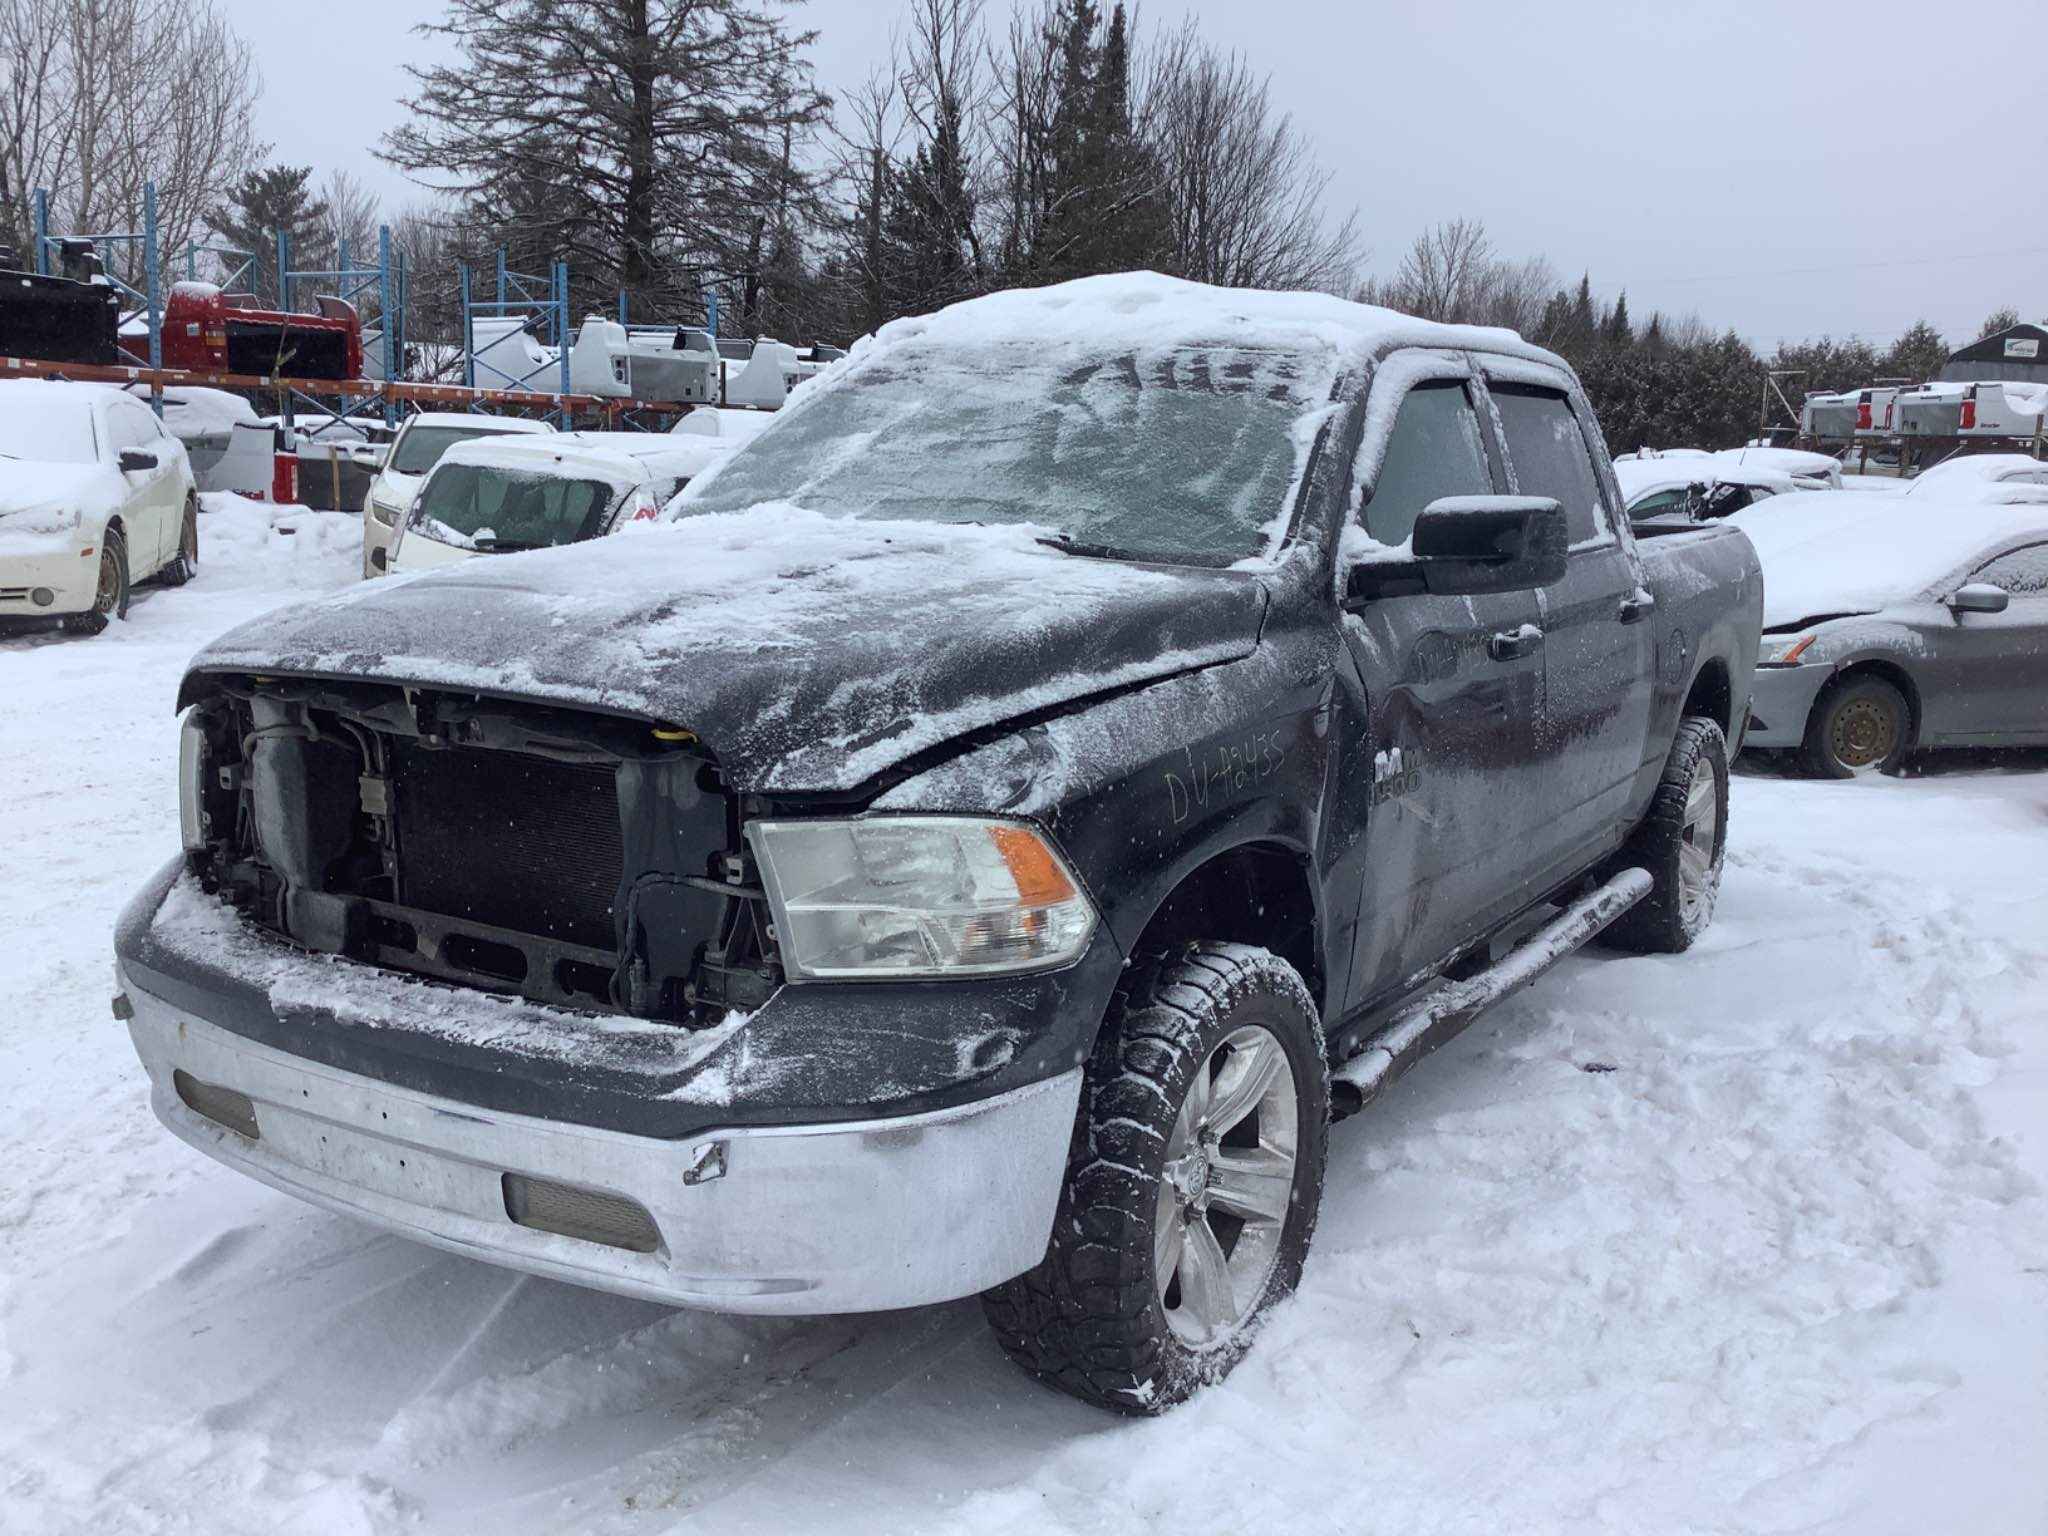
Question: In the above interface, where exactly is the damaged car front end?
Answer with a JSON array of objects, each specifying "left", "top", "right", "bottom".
[{"left": 121, "top": 668, "right": 1129, "bottom": 1312}]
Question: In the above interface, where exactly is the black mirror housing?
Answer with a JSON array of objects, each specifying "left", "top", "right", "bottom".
[
  {"left": 1411, "top": 495, "right": 1567, "bottom": 596},
  {"left": 118, "top": 448, "right": 159, "bottom": 473}
]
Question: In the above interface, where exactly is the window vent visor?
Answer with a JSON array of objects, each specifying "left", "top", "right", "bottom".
[
  {"left": 502, "top": 1174, "right": 661, "bottom": 1254},
  {"left": 174, "top": 1069, "right": 260, "bottom": 1140}
]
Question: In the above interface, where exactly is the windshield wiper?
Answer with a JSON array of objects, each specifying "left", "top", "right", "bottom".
[
  {"left": 1034, "top": 531, "right": 1154, "bottom": 562},
  {"left": 470, "top": 536, "right": 545, "bottom": 553}
]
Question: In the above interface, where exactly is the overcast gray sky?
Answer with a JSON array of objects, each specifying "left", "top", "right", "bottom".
[{"left": 218, "top": 0, "right": 2048, "bottom": 349}]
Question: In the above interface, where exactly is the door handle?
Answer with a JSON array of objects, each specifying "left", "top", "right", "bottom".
[
  {"left": 1488, "top": 625, "right": 1543, "bottom": 661},
  {"left": 1618, "top": 589, "right": 1657, "bottom": 624}
]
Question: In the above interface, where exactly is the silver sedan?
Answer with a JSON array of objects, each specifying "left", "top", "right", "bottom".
[{"left": 1731, "top": 493, "right": 2048, "bottom": 775}]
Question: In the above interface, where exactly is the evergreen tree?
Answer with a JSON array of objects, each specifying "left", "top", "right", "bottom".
[
  {"left": 210, "top": 166, "right": 329, "bottom": 307},
  {"left": 1602, "top": 290, "right": 1632, "bottom": 351},
  {"left": 1568, "top": 273, "right": 1596, "bottom": 353},
  {"left": 1640, "top": 312, "right": 1667, "bottom": 357},
  {"left": 1880, "top": 319, "right": 1947, "bottom": 383}
]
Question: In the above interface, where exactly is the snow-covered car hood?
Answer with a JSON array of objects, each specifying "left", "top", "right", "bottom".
[
  {"left": 0, "top": 461, "right": 117, "bottom": 541},
  {"left": 181, "top": 504, "right": 1270, "bottom": 793}
]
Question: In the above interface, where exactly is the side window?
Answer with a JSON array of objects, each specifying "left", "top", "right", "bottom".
[
  {"left": 1490, "top": 383, "right": 1612, "bottom": 546},
  {"left": 1361, "top": 380, "right": 1492, "bottom": 546},
  {"left": 1628, "top": 489, "right": 1688, "bottom": 519},
  {"left": 1973, "top": 543, "right": 2048, "bottom": 596}
]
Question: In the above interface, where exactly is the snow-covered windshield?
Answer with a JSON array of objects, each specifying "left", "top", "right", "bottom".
[
  {"left": 0, "top": 402, "right": 97, "bottom": 465},
  {"left": 408, "top": 463, "right": 618, "bottom": 551},
  {"left": 681, "top": 340, "right": 1319, "bottom": 564},
  {"left": 392, "top": 424, "right": 520, "bottom": 476}
]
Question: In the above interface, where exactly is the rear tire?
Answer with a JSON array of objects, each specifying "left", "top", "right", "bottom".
[
  {"left": 1602, "top": 715, "right": 1728, "bottom": 954},
  {"left": 62, "top": 527, "right": 128, "bottom": 635},
  {"left": 1799, "top": 673, "right": 1910, "bottom": 778},
  {"left": 981, "top": 944, "right": 1328, "bottom": 1414},
  {"left": 160, "top": 496, "right": 199, "bottom": 586}
]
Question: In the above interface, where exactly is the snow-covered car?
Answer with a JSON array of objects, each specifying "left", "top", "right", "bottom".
[
  {"left": 1613, "top": 456, "right": 1799, "bottom": 526},
  {"left": 359, "top": 411, "right": 554, "bottom": 578},
  {"left": 1905, "top": 453, "right": 2048, "bottom": 503},
  {"left": 1714, "top": 446, "right": 1842, "bottom": 489},
  {"left": 117, "top": 274, "right": 1762, "bottom": 1414},
  {"left": 389, "top": 430, "right": 732, "bottom": 573},
  {"left": 0, "top": 379, "right": 199, "bottom": 634},
  {"left": 122, "top": 385, "right": 261, "bottom": 490},
  {"left": 1732, "top": 492, "right": 2048, "bottom": 773}
]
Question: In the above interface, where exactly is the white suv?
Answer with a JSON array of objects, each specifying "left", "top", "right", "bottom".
[{"left": 360, "top": 411, "right": 554, "bottom": 577}]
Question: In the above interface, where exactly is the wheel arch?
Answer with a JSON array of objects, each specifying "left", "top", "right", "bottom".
[
  {"left": 1120, "top": 837, "right": 1327, "bottom": 1021},
  {"left": 1680, "top": 654, "right": 1734, "bottom": 738}
]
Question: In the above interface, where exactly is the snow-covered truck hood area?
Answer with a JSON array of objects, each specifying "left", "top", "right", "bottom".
[
  {"left": 184, "top": 506, "right": 1270, "bottom": 792},
  {"left": 1730, "top": 491, "right": 2048, "bottom": 627}
]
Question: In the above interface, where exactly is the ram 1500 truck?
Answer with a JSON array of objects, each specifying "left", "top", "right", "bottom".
[{"left": 114, "top": 275, "right": 1762, "bottom": 1414}]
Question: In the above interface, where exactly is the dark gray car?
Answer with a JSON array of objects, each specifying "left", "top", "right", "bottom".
[{"left": 1733, "top": 492, "right": 2048, "bottom": 774}]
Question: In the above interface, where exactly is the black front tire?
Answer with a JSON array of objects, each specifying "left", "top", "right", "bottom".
[
  {"left": 1602, "top": 715, "right": 1728, "bottom": 954},
  {"left": 981, "top": 944, "right": 1329, "bottom": 1415},
  {"left": 160, "top": 496, "right": 199, "bottom": 586},
  {"left": 62, "top": 527, "right": 129, "bottom": 635},
  {"left": 1799, "top": 673, "right": 1910, "bottom": 778}
]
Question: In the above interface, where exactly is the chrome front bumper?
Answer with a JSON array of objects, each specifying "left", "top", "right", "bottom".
[{"left": 124, "top": 973, "right": 1081, "bottom": 1314}]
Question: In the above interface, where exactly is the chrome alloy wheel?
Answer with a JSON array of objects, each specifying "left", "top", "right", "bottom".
[
  {"left": 1154, "top": 1024, "right": 1298, "bottom": 1347},
  {"left": 1677, "top": 755, "right": 1719, "bottom": 921}
]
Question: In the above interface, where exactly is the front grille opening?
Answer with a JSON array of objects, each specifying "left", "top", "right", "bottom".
[
  {"left": 174, "top": 1069, "right": 261, "bottom": 1140},
  {"left": 442, "top": 932, "right": 529, "bottom": 983},
  {"left": 503, "top": 1173, "right": 660, "bottom": 1253},
  {"left": 555, "top": 957, "right": 614, "bottom": 1003}
]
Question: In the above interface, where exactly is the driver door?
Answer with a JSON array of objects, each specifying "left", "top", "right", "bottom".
[
  {"left": 102, "top": 398, "right": 176, "bottom": 572},
  {"left": 1339, "top": 368, "right": 1548, "bottom": 1006},
  {"left": 1918, "top": 541, "right": 2048, "bottom": 743}
]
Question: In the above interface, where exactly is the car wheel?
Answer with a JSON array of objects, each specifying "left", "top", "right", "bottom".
[
  {"left": 1800, "top": 673, "right": 1910, "bottom": 778},
  {"left": 62, "top": 527, "right": 129, "bottom": 635},
  {"left": 1601, "top": 715, "right": 1728, "bottom": 954},
  {"left": 981, "top": 943, "right": 1328, "bottom": 1414},
  {"left": 160, "top": 497, "right": 199, "bottom": 586}
]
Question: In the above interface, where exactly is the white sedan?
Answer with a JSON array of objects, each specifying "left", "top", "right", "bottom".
[
  {"left": 0, "top": 380, "right": 198, "bottom": 634},
  {"left": 1905, "top": 453, "right": 2048, "bottom": 503}
]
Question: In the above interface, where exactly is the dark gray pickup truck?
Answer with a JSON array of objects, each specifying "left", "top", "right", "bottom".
[{"left": 115, "top": 276, "right": 1761, "bottom": 1414}]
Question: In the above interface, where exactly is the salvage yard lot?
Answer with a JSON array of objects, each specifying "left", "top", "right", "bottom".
[{"left": 2, "top": 501, "right": 2044, "bottom": 1535}]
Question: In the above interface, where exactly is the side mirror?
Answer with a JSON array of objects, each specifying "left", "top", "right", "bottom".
[
  {"left": 1949, "top": 582, "right": 2009, "bottom": 615},
  {"left": 118, "top": 448, "right": 159, "bottom": 473},
  {"left": 1410, "top": 495, "right": 1567, "bottom": 596}
]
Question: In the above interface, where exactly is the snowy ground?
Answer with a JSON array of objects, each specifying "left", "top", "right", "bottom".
[{"left": 2, "top": 500, "right": 2044, "bottom": 1535}]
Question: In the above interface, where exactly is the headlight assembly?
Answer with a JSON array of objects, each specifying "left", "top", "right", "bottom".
[
  {"left": 1759, "top": 634, "right": 1816, "bottom": 667},
  {"left": 747, "top": 817, "right": 1097, "bottom": 980},
  {"left": 369, "top": 495, "right": 405, "bottom": 527},
  {"left": 178, "top": 708, "right": 209, "bottom": 851}
]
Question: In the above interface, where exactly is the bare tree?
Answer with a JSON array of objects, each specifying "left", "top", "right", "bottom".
[
  {"left": 1137, "top": 24, "right": 1360, "bottom": 293},
  {"left": 1388, "top": 218, "right": 1492, "bottom": 323},
  {"left": 0, "top": 0, "right": 261, "bottom": 278}
]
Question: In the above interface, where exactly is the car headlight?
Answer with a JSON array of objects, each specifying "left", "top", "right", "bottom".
[
  {"left": 178, "top": 709, "right": 209, "bottom": 851},
  {"left": 369, "top": 495, "right": 405, "bottom": 527},
  {"left": 747, "top": 817, "right": 1097, "bottom": 980},
  {"left": 1759, "top": 634, "right": 1817, "bottom": 667}
]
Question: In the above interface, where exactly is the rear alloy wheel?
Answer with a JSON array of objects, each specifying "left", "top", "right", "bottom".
[
  {"left": 1801, "top": 673, "right": 1909, "bottom": 778},
  {"left": 981, "top": 944, "right": 1328, "bottom": 1414},
  {"left": 1602, "top": 715, "right": 1728, "bottom": 954},
  {"left": 62, "top": 527, "right": 128, "bottom": 635},
  {"left": 160, "top": 497, "right": 199, "bottom": 586}
]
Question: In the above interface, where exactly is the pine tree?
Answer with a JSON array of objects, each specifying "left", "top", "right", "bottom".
[
  {"left": 1881, "top": 320, "right": 1947, "bottom": 383},
  {"left": 210, "top": 166, "right": 329, "bottom": 307},
  {"left": 1602, "top": 290, "right": 1632, "bottom": 351},
  {"left": 1640, "top": 312, "right": 1667, "bottom": 356}
]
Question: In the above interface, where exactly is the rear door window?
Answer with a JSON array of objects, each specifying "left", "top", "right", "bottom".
[
  {"left": 1973, "top": 543, "right": 2048, "bottom": 595},
  {"left": 1490, "top": 384, "right": 1612, "bottom": 546},
  {"left": 1361, "top": 380, "right": 1493, "bottom": 546}
]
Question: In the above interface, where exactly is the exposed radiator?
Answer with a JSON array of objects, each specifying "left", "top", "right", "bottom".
[{"left": 391, "top": 740, "right": 624, "bottom": 951}]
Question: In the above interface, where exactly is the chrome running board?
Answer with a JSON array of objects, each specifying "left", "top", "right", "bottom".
[{"left": 1333, "top": 866, "right": 1653, "bottom": 1109}]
